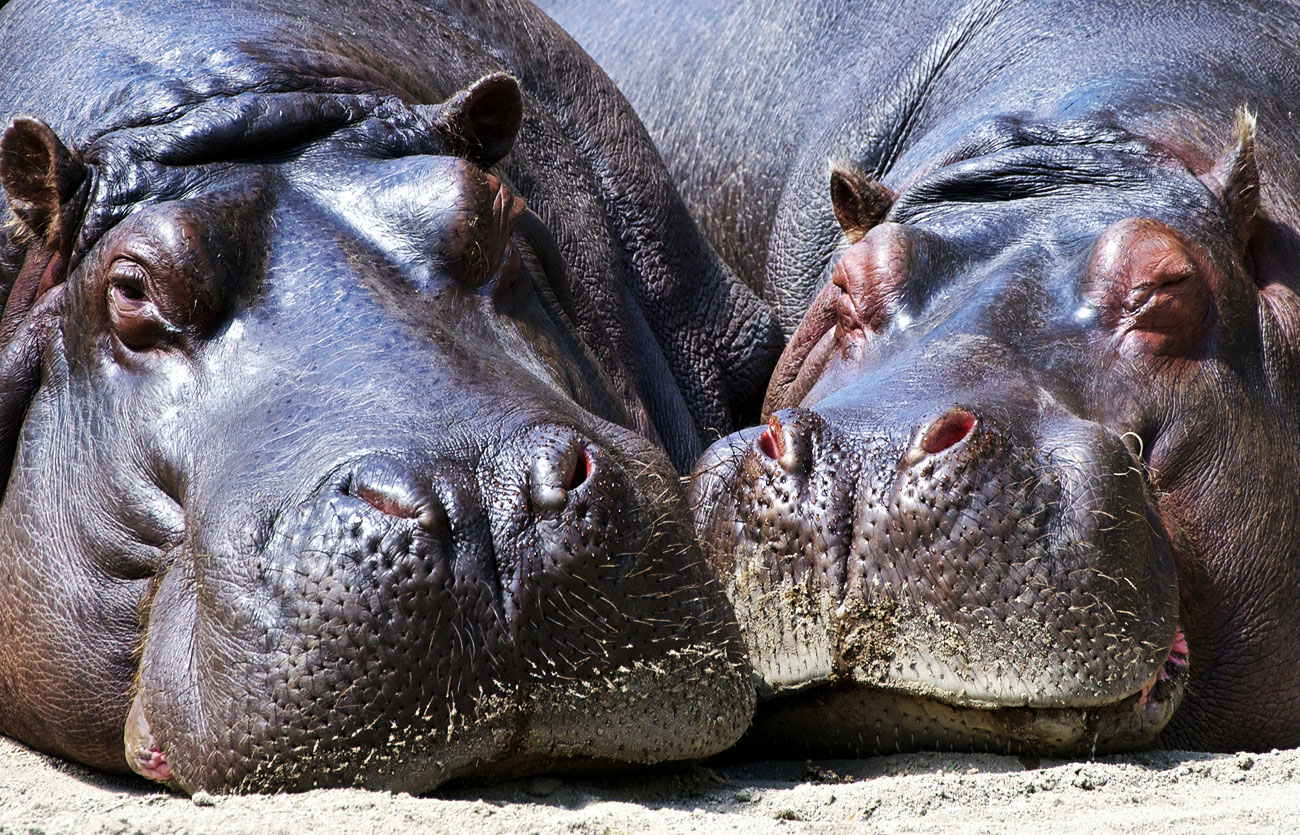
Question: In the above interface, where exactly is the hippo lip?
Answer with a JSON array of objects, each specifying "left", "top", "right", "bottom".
[
  {"left": 1137, "top": 625, "right": 1190, "bottom": 712},
  {"left": 731, "top": 557, "right": 1189, "bottom": 756},
  {"left": 745, "top": 656, "right": 1188, "bottom": 758},
  {"left": 124, "top": 694, "right": 173, "bottom": 784},
  {"left": 739, "top": 609, "right": 1189, "bottom": 759}
]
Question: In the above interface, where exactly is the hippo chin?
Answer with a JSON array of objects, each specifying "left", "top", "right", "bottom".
[
  {"left": 547, "top": 0, "right": 1300, "bottom": 754},
  {"left": 0, "top": 0, "right": 782, "bottom": 793}
]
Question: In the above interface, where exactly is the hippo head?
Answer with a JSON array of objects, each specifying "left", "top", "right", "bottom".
[
  {"left": 693, "top": 113, "right": 1295, "bottom": 755},
  {"left": 0, "top": 75, "right": 751, "bottom": 792}
]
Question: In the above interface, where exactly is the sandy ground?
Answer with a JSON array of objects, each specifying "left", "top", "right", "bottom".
[{"left": 2, "top": 736, "right": 1297, "bottom": 834}]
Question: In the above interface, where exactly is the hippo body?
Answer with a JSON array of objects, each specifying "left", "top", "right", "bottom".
[
  {"left": 543, "top": 0, "right": 1300, "bottom": 753},
  {"left": 0, "top": 0, "right": 782, "bottom": 792}
]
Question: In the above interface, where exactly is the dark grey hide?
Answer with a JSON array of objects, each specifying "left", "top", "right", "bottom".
[
  {"left": 545, "top": 0, "right": 1300, "bottom": 754},
  {"left": 0, "top": 0, "right": 781, "bottom": 793}
]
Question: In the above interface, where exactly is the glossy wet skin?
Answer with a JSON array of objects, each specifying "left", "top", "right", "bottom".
[
  {"left": 0, "top": 0, "right": 782, "bottom": 794},
  {"left": 0, "top": 110, "right": 752, "bottom": 793},
  {"left": 544, "top": 0, "right": 1300, "bottom": 754},
  {"left": 692, "top": 118, "right": 1291, "bottom": 754}
]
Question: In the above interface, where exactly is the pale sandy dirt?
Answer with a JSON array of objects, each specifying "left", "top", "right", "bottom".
[{"left": 2, "top": 736, "right": 1297, "bottom": 834}]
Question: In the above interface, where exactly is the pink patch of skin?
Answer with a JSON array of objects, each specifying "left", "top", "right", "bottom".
[
  {"left": 134, "top": 748, "right": 173, "bottom": 783},
  {"left": 1170, "top": 629, "right": 1190, "bottom": 665},
  {"left": 1137, "top": 626, "right": 1189, "bottom": 710},
  {"left": 124, "top": 695, "right": 173, "bottom": 783}
]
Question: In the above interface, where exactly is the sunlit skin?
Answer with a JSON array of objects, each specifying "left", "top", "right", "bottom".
[
  {"left": 0, "top": 0, "right": 780, "bottom": 793},
  {"left": 548, "top": 0, "right": 1300, "bottom": 755}
]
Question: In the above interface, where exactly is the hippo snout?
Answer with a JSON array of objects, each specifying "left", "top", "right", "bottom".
[
  {"left": 128, "top": 423, "right": 752, "bottom": 793},
  {"left": 694, "top": 399, "right": 1183, "bottom": 756}
]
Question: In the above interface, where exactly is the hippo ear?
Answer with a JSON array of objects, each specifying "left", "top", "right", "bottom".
[
  {"left": 0, "top": 119, "right": 78, "bottom": 499},
  {"left": 830, "top": 166, "right": 895, "bottom": 244},
  {"left": 1206, "top": 108, "right": 1260, "bottom": 243},
  {"left": 1, "top": 117, "right": 87, "bottom": 251},
  {"left": 427, "top": 73, "right": 524, "bottom": 169}
]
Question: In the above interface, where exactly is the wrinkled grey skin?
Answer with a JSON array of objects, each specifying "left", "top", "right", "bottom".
[
  {"left": 545, "top": 0, "right": 1300, "bottom": 754},
  {"left": 0, "top": 0, "right": 782, "bottom": 793}
]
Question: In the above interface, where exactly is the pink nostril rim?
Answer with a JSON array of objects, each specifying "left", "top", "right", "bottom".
[
  {"left": 565, "top": 449, "right": 591, "bottom": 490},
  {"left": 922, "top": 409, "right": 977, "bottom": 454},
  {"left": 758, "top": 418, "right": 783, "bottom": 460},
  {"left": 355, "top": 485, "right": 419, "bottom": 519}
]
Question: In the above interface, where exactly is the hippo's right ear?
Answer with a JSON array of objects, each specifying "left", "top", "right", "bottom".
[
  {"left": 425, "top": 74, "right": 524, "bottom": 169},
  {"left": 1, "top": 117, "right": 87, "bottom": 253},
  {"left": 830, "top": 166, "right": 895, "bottom": 244},
  {"left": 1205, "top": 108, "right": 1259, "bottom": 244}
]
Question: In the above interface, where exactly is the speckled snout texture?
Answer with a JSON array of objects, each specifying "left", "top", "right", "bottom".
[
  {"left": 693, "top": 396, "right": 1181, "bottom": 756},
  {"left": 134, "top": 426, "right": 753, "bottom": 793}
]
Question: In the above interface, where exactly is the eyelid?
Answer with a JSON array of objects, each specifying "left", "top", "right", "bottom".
[
  {"left": 109, "top": 260, "right": 151, "bottom": 300},
  {"left": 109, "top": 257, "right": 148, "bottom": 281},
  {"left": 105, "top": 258, "right": 183, "bottom": 347}
]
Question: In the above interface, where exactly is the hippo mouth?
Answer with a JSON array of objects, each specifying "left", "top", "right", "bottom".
[
  {"left": 735, "top": 622, "right": 1189, "bottom": 758},
  {"left": 692, "top": 406, "right": 1186, "bottom": 757},
  {"left": 1138, "top": 626, "right": 1190, "bottom": 710},
  {"left": 721, "top": 524, "right": 1190, "bottom": 757}
]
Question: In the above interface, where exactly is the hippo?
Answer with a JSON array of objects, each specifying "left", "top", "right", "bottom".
[
  {"left": 0, "top": 0, "right": 783, "bottom": 793},
  {"left": 542, "top": 0, "right": 1300, "bottom": 755}
]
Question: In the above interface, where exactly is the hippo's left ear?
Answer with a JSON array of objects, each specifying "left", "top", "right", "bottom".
[
  {"left": 1205, "top": 108, "right": 1260, "bottom": 243},
  {"left": 1, "top": 116, "right": 87, "bottom": 254},
  {"left": 425, "top": 73, "right": 524, "bottom": 169},
  {"left": 830, "top": 166, "right": 895, "bottom": 244}
]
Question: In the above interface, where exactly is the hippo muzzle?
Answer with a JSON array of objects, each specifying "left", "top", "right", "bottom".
[
  {"left": 695, "top": 378, "right": 1183, "bottom": 755},
  {"left": 128, "top": 415, "right": 738, "bottom": 792}
]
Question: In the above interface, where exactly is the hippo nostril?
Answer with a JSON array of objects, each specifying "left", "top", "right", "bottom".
[
  {"left": 345, "top": 456, "right": 444, "bottom": 531},
  {"left": 921, "top": 408, "right": 977, "bottom": 455},
  {"left": 530, "top": 431, "right": 591, "bottom": 515},
  {"left": 564, "top": 448, "right": 591, "bottom": 490},
  {"left": 758, "top": 424, "right": 782, "bottom": 460},
  {"left": 756, "top": 413, "right": 809, "bottom": 475},
  {"left": 355, "top": 484, "right": 421, "bottom": 519}
]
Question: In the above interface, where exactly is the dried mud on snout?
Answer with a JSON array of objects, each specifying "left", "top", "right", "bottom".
[{"left": 4, "top": 734, "right": 1300, "bottom": 833}]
